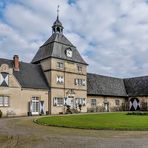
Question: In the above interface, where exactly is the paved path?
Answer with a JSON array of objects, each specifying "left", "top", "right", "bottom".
[{"left": 0, "top": 116, "right": 148, "bottom": 148}]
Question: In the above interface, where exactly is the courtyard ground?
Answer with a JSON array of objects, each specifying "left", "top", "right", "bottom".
[{"left": 0, "top": 115, "right": 148, "bottom": 148}]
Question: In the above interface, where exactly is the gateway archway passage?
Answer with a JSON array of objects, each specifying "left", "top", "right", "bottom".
[{"left": 130, "top": 98, "right": 140, "bottom": 111}]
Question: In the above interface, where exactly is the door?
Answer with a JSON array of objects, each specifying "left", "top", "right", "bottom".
[
  {"left": 31, "top": 97, "right": 40, "bottom": 115},
  {"left": 104, "top": 103, "right": 109, "bottom": 112},
  {"left": 66, "top": 96, "right": 75, "bottom": 108}
]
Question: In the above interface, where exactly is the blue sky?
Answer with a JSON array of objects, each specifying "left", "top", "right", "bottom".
[{"left": 1, "top": 0, "right": 148, "bottom": 78}]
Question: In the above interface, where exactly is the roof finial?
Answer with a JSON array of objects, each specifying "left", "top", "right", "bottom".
[{"left": 57, "top": 5, "right": 60, "bottom": 20}]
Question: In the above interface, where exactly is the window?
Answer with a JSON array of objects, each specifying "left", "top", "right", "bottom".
[
  {"left": 77, "top": 66, "right": 82, "bottom": 72},
  {"left": 32, "top": 96, "right": 39, "bottom": 100},
  {"left": 91, "top": 99, "right": 96, "bottom": 107},
  {"left": 0, "top": 97, "right": 3, "bottom": 106},
  {"left": 31, "top": 97, "right": 40, "bottom": 114},
  {"left": 0, "top": 73, "right": 9, "bottom": 87},
  {"left": 75, "top": 79, "right": 86, "bottom": 86},
  {"left": 115, "top": 100, "right": 120, "bottom": 106},
  {"left": 76, "top": 98, "right": 86, "bottom": 106},
  {"left": 57, "top": 76, "right": 64, "bottom": 84},
  {"left": 4, "top": 97, "right": 9, "bottom": 106},
  {"left": 0, "top": 96, "right": 9, "bottom": 107},
  {"left": 57, "top": 62, "right": 64, "bottom": 69},
  {"left": 53, "top": 97, "right": 63, "bottom": 106},
  {"left": 77, "top": 98, "right": 83, "bottom": 105},
  {"left": 57, "top": 98, "right": 63, "bottom": 106}
]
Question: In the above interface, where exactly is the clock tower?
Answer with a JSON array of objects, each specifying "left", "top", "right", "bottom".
[{"left": 32, "top": 15, "right": 88, "bottom": 114}]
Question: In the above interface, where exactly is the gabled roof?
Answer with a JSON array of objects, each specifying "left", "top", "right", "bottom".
[
  {"left": 32, "top": 33, "right": 88, "bottom": 65},
  {"left": 87, "top": 73, "right": 127, "bottom": 97},
  {"left": 124, "top": 76, "right": 148, "bottom": 97},
  {"left": 0, "top": 58, "right": 49, "bottom": 90}
]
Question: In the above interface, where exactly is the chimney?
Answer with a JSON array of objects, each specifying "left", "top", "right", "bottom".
[{"left": 13, "top": 55, "right": 20, "bottom": 71}]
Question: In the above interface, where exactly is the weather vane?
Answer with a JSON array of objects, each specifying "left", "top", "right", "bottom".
[{"left": 57, "top": 5, "right": 60, "bottom": 19}]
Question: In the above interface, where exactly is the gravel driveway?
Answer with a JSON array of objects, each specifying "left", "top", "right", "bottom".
[{"left": 0, "top": 116, "right": 148, "bottom": 148}]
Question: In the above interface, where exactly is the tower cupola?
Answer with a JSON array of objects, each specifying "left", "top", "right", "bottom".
[{"left": 52, "top": 5, "right": 64, "bottom": 34}]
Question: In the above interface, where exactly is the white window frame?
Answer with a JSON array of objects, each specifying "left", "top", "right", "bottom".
[
  {"left": 53, "top": 97, "right": 63, "bottom": 106},
  {"left": 57, "top": 98, "right": 63, "bottom": 106},
  {"left": 75, "top": 79, "right": 86, "bottom": 86},
  {"left": 57, "top": 62, "right": 64, "bottom": 69},
  {"left": 0, "top": 96, "right": 3, "bottom": 107},
  {"left": 77, "top": 98, "right": 83, "bottom": 105},
  {"left": 76, "top": 98, "right": 86, "bottom": 106},
  {"left": 31, "top": 96, "right": 40, "bottom": 115},
  {"left": 0, "top": 96, "right": 9, "bottom": 107}
]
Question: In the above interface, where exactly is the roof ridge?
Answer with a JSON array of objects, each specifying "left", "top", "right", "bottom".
[
  {"left": 124, "top": 75, "right": 148, "bottom": 79},
  {"left": 87, "top": 73, "right": 122, "bottom": 80},
  {"left": 0, "top": 58, "right": 39, "bottom": 67}
]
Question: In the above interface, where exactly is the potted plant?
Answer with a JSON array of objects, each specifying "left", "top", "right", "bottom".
[
  {"left": 78, "top": 104, "right": 82, "bottom": 113},
  {"left": 66, "top": 105, "right": 72, "bottom": 114},
  {"left": 0, "top": 110, "right": 2, "bottom": 118}
]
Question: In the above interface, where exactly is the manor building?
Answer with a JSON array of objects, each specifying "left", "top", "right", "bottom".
[{"left": 0, "top": 16, "right": 147, "bottom": 116}]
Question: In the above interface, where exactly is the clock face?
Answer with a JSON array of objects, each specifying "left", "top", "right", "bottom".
[{"left": 66, "top": 48, "right": 72, "bottom": 58}]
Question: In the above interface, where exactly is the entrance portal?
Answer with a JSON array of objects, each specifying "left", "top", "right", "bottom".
[
  {"left": 29, "top": 97, "right": 44, "bottom": 115},
  {"left": 129, "top": 98, "right": 140, "bottom": 111},
  {"left": 66, "top": 96, "right": 75, "bottom": 108},
  {"left": 31, "top": 97, "right": 40, "bottom": 115},
  {"left": 104, "top": 103, "right": 109, "bottom": 112}
]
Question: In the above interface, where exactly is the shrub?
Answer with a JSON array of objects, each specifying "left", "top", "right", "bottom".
[
  {"left": 87, "top": 107, "right": 97, "bottom": 113},
  {"left": 0, "top": 110, "right": 2, "bottom": 118},
  {"left": 87, "top": 106, "right": 104, "bottom": 112},
  {"left": 122, "top": 102, "right": 129, "bottom": 111},
  {"left": 127, "top": 112, "right": 148, "bottom": 116},
  {"left": 140, "top": 100, "right": 148, "bottom": 111},
  {"left": 70, "top": 109, "right": 79, "bottom": 113},
  {"left": 110, "top": 106, "right": 123, "bottom": 112},
  {"left": 96, "top": 106, "right": 104, "bottom": 112}
]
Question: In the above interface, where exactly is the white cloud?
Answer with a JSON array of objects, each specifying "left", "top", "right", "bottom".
[{"left": 1, "top": 0, "right": 148, "bottom": 77}]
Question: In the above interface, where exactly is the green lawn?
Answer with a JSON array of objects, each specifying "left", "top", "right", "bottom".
[{"left": 35, "top": 113, "right": 148, "bottom": 130}]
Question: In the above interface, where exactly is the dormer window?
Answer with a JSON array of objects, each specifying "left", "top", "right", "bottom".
[{"left": 0, "top": 72, "right": 9, "bottom": 87}]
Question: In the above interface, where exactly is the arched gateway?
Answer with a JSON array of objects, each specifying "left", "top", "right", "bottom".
[{"left": 129, "top": 98, "right": 140, "bottom": 111}]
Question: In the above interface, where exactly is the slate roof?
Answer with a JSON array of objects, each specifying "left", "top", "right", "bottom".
[
  {"left": 32, "top": 33, "right": 88, "bottom": 65},
  {"left": 52, "top": 17, "right": 63, "bottom": 27},
  {"left": 124, "top": 76, "right": 148, "bottom": 97},
  {"left": 0, "top": 58, "right": 49, "bottom": 90},
  {"left": 87, "top": 73, "right": 127, "bottom": 97}
]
